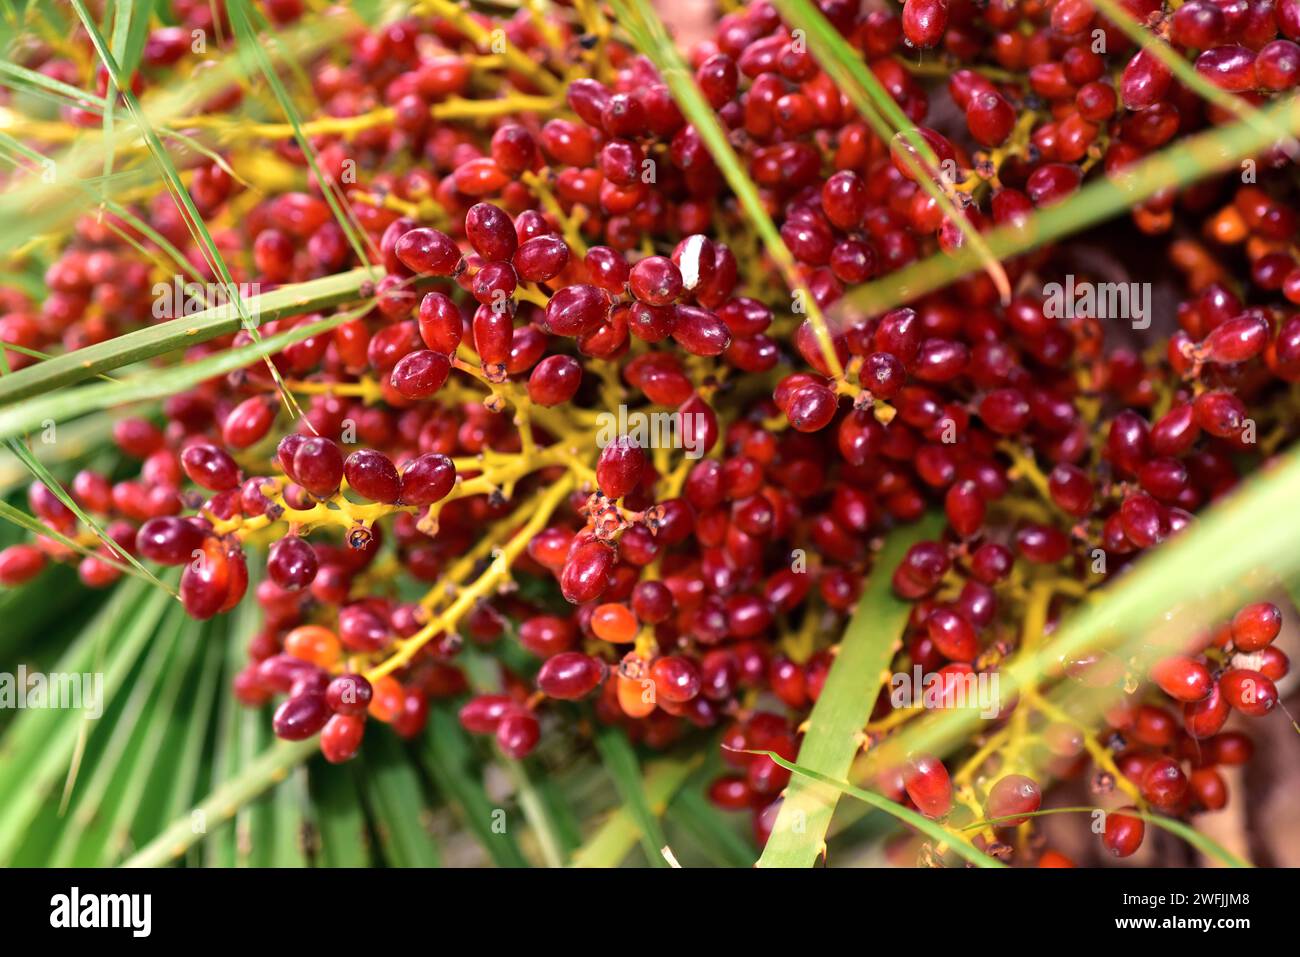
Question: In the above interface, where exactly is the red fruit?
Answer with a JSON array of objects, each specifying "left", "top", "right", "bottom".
[
  {"left": 544, "top": 284, "right": 608, "bottom": 336},
  {"left": 326, "top": 674, "right": 373, "bottom": 715},
  {"left": 651, "top": 655, "right": 702, "bottom": 703},
  {"left": 292, "top": 436, "right": 344, "bottom": 498},
  {"left": 513, "top": 235, "right": 570, "bottom": 282},
  {"left": 221, "top": 397, "right": 275, "bottom": 449},
  {"left": 596, "top": 438, "right": 645, "bottom": 499},
  {"left": 536, "top": 651, "right": 604, "bottom": 699},
  {"left": 902, "top": 0, "right": 948, "bottom": 48},
  {"left": 496, "top": 710, "right": 540, "bottom": 758},
  {"left": 273, "top": 692, "right": 331, "bottom": 740},
  {"left": 0, "top": 544, "right": 47, "bottom": 585},
  {"left": 320, "top": 714, "right": 365, "bottom": 762},
  {"left": 1219, "top": 668, "right": 1278, "bottom": 716},
  {"left": 395, "top": 227, "right": 463, "bottom": 276},
  {"left": 528, "top": 354, "right": 583, "bottom": 406},
  {"left": 1230, "top": 601, "right": 1281, "bottom": 651},
  {"left": 985, "top": 774, "right": 1042, "bottom": 826},
  {"left": 1150, "top": 656, "right": 1213, "bottom": 702},
  {"left": 390, "top": 349, "right": 451, "bottom": 399},
  {"left": 464, "top": 202, "right": 518, "bottom": 262},
  {"left": 903, "top": 753, "right": 953, "bottom": 818},
  {"left": 417, "top": 292, "right": 464, "bottom": 354},
  {"left": 1102, "top": 807, "right": 1145, "bottom": 857},
  {"left": 1140, "top": 757, "right": 1188, "bottom": 809},
  {"left": 560, "top": 541, "right": 614, "bottom": 604},
  {"left": 399, "top": 453, "right": 456, "bottom": 506},
  {"left": 629, "top": 256, "right": 683, "bottom": 306},
  {"left": 181, "top": 443, "right": 241, "bottom": 492}
]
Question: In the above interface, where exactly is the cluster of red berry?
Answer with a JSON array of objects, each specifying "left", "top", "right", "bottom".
[{"left": 2, "top": 0, "right": 1298, "bottom": 864}]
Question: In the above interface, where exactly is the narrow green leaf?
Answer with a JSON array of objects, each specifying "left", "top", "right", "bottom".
[
  {"left": 0, "top": 297, "right": 378, "bottom": 444},
  {"left": 0, "top": 438, "right": 176, "bottom": 595},
  {"left": 767, "top": 0, "right": 1010, "bottom": 301},
  {"left": 666, "top": 785, "right": 755, "bottom": 867},
  {"left": 0, "top": 266, "right": 376, "bottom": 407},
  {"left": 124, "top": 736, "right": 316, "bottom": 867},
  {"left": 607, "top": 0, "right": 846, "bottom": 378},
  {"left": 592, "top": 726, "right": 674, "bottom": 867},
  {"left": 757, "top": 512, "right": 945, "bottom": 867},
  {"left": 267, "top": 764, "right": 311, "bottom": 867},
  {"left": 960, "top": 806, "right": 1251, "bottom": 869},
  {"left": 1091, "top": 0, "right": 1297, "bottom": 158},
  {"left": 153, "top": 617, "right": 226, "bottom": 837},
  {"left": 756, "top": 751, "right": 1004, "bottom": 868},
  {"left": 0, "top": 579, "right": 170, "bottom": 864},
  {"left": 360, "top": 733, "right": 441, "bottom": 868},
  {"left": 68, "top": 0, "right": 301, "bottom": 416},
  {"left": 841, "top": 93, "right": 1300, "bottom": 317},
  {"left": 420, "top": 707, "right": 529, "bottom": 867},
  {"left": 309, "top": 762, "right": 371, "bottom": 868},
  {"left": 0, "top": 60, "right": 108, "bottom": 110},
  {"left": 67, "top": 605, "right": 205, "bottom": 866},
  {"left": 0, "top": 499, "right": 151, "bottom": 584},
  {"left": 226, "top": 0, "right": 378, "bottom": 270},
  {"left": 569, "top": 754, "right": 696, "bottom": 867}
]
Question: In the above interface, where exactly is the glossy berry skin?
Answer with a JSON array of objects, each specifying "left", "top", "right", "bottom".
[
  {"left": 903, "top": 753, "right": 953, "bottom": 819},
  {"left": 293, "top": 437, "right": 344, "bottom": 498},
  {"left": 902, "top": 0, "right": 948, "bottom": 48},
  {"left": 267, "top": 535, "right": 318, "bottom": 590},
  {"left": 1219, "top": 668, "right": 1278, "bottom": 716},
  {"left": 136, "top": 516, "right": 205, "bottom": 565},
  {"left": 966, "top": 91, "right": 1015, "bottom": 147},
  {"left": 459, "top": 695, "right": 514, "bottom": 733},
  {"left": 629, "top": 256, "right": 683, "bottom": 306},
  {"left": 395, "top": 227, "right": 463, "bottom": 275},
  {"left": 326, "top": 673, "right": 373, "bottom": 715},
  {"left": 591, "top": 602, "right": 637, "bottom": 643},
  {"left": 1150, "top": 656, "right": 1213, "bottom": 702},
  {"left": 496, "top": 710, "right": 540, "bottom": 758},
  {"left": 560, "top": 541, "right": 614, "bottom": 603},
  {"left": 821, "top": 171, "right": 868, "bottom": 230},
  {"left": 1257, "top": 40, "right": 1300, "bottom": 90},
  {"left": 596, "top": 438, "right": 646, "bottom": 499},
  {"left": 1103, "top": 807, "right": 1145, "bottom": 858},
  {"left": 0, "top": 544, "right": 46, "bottom": 586},
  {"left": 272, "top": 692, "right": 331, "bottom": 740},
  {"left": 927, "top": 607, "right": 978, "bottom": 662},
  {"left": 984, "top": 774, "right": 1042, "bottom": 826},
  {"left": 544, "top": 284, "right": 608, "bottom": 337},
  {"left": 390, "top": 349, "right": 451, "bottom": 400},
  {"left": 1230, "top": 602, "right": 1281, "bottom": 651},
  {"left": 181, "top": 443, "right": 241, "bottom": 491},
  {"left": 344, "top": 449, "right": 401, "bottom": 503},
  {"left": 464, "top": 202, "right": 518, "bottom": 262},
  {"left": 528, "top": 355, "right": 582, "bottom": 406},
  {"left": 222, "top": 397, "right": 275, "bottom": 449},
  {"left": 417, "top": 292, "right": 464, "bottom": 354},
  {"left": 1139, "top": 757, "right": 1188, "bottom": 809},
  {"left": 513, "top": 234, "right": 570, "bottom": 282},
  {"left": 536, "top": 651, "right": 604, "bottom": 699},
  {"left": 399, "top": 453, "right": 455, "bottom": 506},
  {"left": 651, "top": 655, "right": 702, "bottom": 703},
  {"left": 320, "top": 714, "right": 365, "bottom": 763}
]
